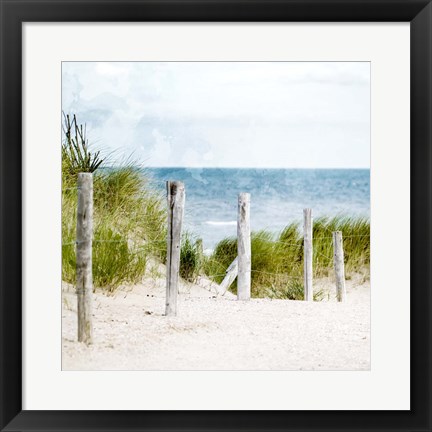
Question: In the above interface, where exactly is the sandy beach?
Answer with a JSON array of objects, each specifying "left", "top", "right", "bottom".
[{"left": 62, "top": 270, "right": 370, "bottom": 371}]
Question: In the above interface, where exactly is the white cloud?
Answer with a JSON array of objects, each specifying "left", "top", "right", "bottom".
[
  {"left": 62, "top": 62, "right": 370, "bottom": 168},
  {"left": 95, "top": 62, "right": 129, "bottom": 77}
]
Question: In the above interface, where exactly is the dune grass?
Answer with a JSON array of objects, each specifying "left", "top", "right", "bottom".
[
  {"left": 62, "top": 115, "right": 369, "bottom": 297},
  {"left": 62, "top": 165, "right": 167, "bottom": 292},
  {"left": 203, "top": 216, "right": 370, "bottom": 299},
  {"left": 62, "top": 113, "right": 167, "bottom": 292},
  {"left": 179, "top": 232, "right": 204, "bottom": 282},
  {"left": 62, "top": 112, "right": 104, "bottom": 178}
]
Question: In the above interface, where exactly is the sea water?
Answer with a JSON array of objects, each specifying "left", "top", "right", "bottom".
[{"left": 145, "top": 168, "right": 370, "bottom": 252}]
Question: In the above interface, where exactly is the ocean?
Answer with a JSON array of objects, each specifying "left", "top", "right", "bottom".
[{"left": 145, "top": 168, "right": 370, "bottom": 252}]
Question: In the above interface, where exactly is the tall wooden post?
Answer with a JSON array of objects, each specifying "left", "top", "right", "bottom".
[
  {"left": 333, "top": 231, "right": 346, "bottom": 302},
  {"left": 237, "top": 193, "right": 251, "bottom": 300},
  {"left": 165, "top": 181, "right": 185, "bottom": 316},
  {"left": 76, "top": 173, "right": 93, "bottom": 344},
  {"left": 303, "top": 208, "right": 313, "bottom": 301}
]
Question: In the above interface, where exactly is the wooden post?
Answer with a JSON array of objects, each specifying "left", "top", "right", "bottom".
[
  {"left": 333, "top": 231, "right": 346, "bottom": 302},
  {"left": 196, "top": 238, "right": 203, "bottom": 256},
  {"left": 165, "top": 181, "right": 185, "bottom": 316},
  {"left": 218, "top": 257, "right": 238, "bottom": 295},
  {"left": 237, "top": 193, "right": 251, "bottom": 300},
  {"left": 76, "top": 173, "right": 93, "bottom": 344},
  {"left": 196, "top": 238, "right": 203, "bottom": 272},
  {"left": 303, "top": 208, "right": 313, "bottom": 301}
]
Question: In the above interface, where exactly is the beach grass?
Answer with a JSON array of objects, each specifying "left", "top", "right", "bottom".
[
  {"left": 63, "top": 167, "right": 369, "bottom": 296},
  {"left": 62, "top": 114, "right": 167, "bottom": 291},
  {"left": 203, "top": 216, "right": 370, "bottom": 298},
  {"left": 62, "top": 115, "right": 369, "bottom": 296},
  {"left": 62, "top": 166, "right": 167, "bottom": 292},
  {"left": 179, "top": 232, "right": 203, "bottom": 282}
]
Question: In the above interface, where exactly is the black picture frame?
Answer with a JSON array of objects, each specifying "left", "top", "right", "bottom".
[{"left": 1, "top": 1, "right": 431, "bottom": 431}]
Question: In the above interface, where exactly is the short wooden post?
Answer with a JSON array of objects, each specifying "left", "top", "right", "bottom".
[
  {"left": 333, "top": 231, "right": 346, "bottom": 302},
  {"left": 218, "top": 257, "right": 238, "bottom": 295},
  {"left": 196, "top": 238, "right": 203, "bottom": 257},
  {"left": 303, "top": 208, "right": 313, "bottom": 301},
  {"left": 196, "top": 238, "right": 204, "bottom": 272},
  {"left": 237, "top": 193, "right": 251, "bottom": 300},
  {"left": 76, "top": 173, "right": 93, "bottom": 344},
  {"left": 165, "top": 181, "right": 185, "bottom": 316}
]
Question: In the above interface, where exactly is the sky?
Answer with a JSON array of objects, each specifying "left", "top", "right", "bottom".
[{"left": 62, "top": 62, "right": 370, "bottom": 168}]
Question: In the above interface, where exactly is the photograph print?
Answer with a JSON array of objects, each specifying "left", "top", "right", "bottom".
[{"left": 61, "top": 61, "right": 370, "bottom": 370}]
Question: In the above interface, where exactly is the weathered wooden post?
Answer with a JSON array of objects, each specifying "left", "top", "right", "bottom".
[
  {"left": 196, "top": 238, "right": 203, "bottom": 257},
  {"left": 303, "top": 208, "right": 313, "bottom": 301},
  {"left": 237, "top": 193, "right": 251, "bottom": 300},
  {"left": 218, "top": 257, "right": 238, "bottom": 295},
  {"left": 76, "top": 173, "right": 93, "bottom": 344},
  {"left": 165, "top": 181, "right": 185, "bottom": 316},
  {"left": 196, "top": 238, "right": 204, "bottom": 273},
  {"left": 333, "top": 230, "right": 346, "bottom": 302}
]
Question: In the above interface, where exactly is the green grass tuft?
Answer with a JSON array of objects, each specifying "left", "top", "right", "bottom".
[
  {"left": 179, "top": 233, "right": 203, "bottom": 282},
  {"left": 62, "top": 113, "right": 104, "bottom": 177},
  {"left": 62, "top": 122, "right": 166, "bottom": 293},
  {"left": 204, "top": 216, "right": 370, "bottom": 299}
]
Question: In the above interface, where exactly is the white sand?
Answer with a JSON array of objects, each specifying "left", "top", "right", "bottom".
[{"left": 62, "top": 271, "right": 370, "bottom": 371}]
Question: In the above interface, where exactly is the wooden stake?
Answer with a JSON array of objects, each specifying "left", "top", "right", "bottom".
[
  {"left": 333, "top": 231, "right": 346, "bottom": 302},
  {"left": 237, "top": 193, "right": 251, "bottom": 300},
  {"left": 196, "top": 238, "right": 203, "bottom": 257},
  {"left": 165, "top": 181, "right": 185, "bottom": 316},
  {"left": 303, "top": 208, "right": 313, "bottom": 301},
  {"left": 76, "top": 173, "right": 93, "bottom": 344},
  {"left": 196, "top": 238, "right": 204, "bottom": 273},
  {"left": 219, "top": 257, "right": 238, "bottom": 295}
]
